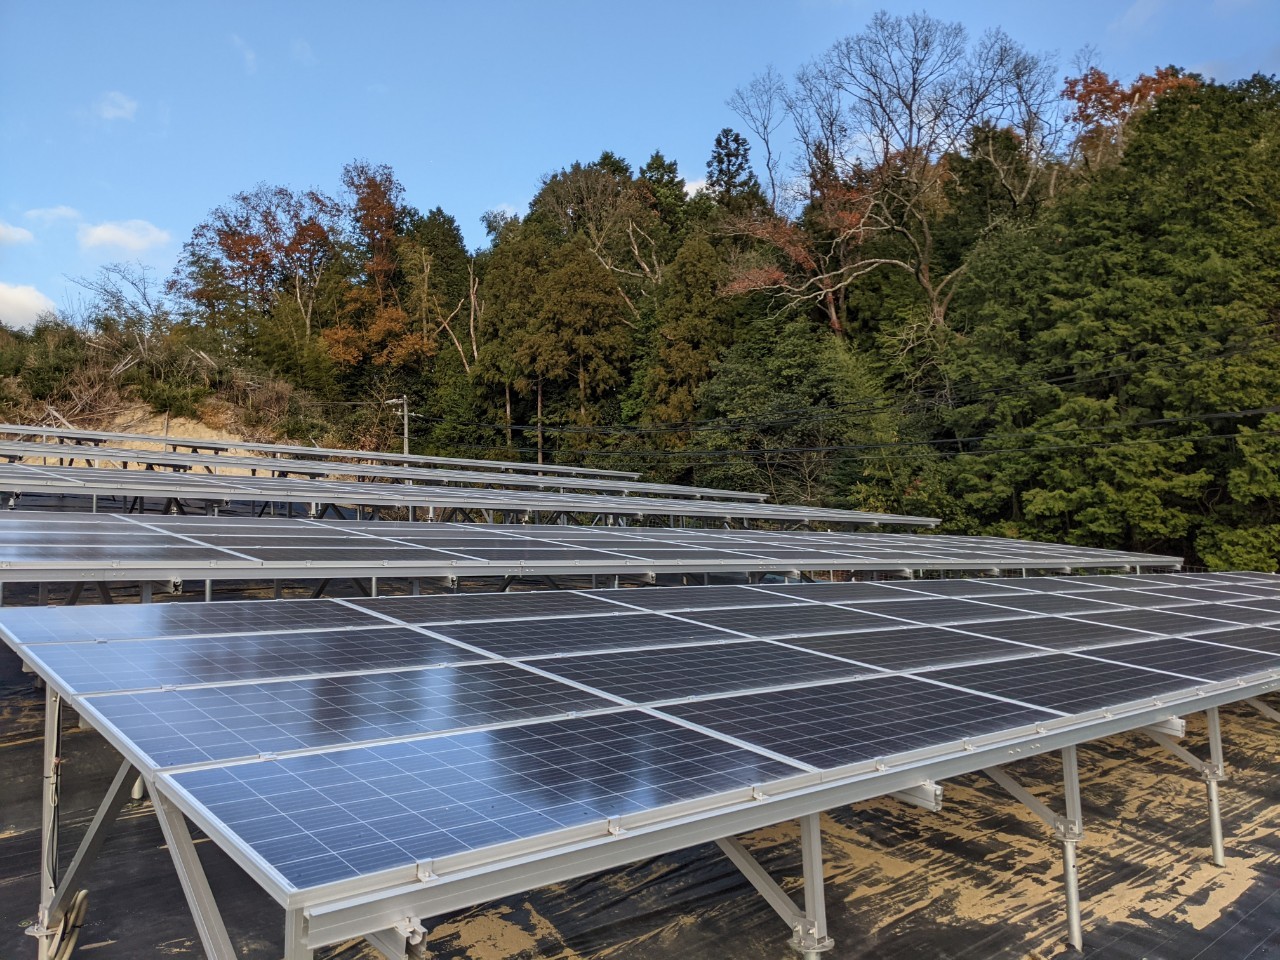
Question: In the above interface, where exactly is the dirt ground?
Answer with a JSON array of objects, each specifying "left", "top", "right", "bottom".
[{"left": 1, "top": 648, "right": 1278, "bottom": 960}]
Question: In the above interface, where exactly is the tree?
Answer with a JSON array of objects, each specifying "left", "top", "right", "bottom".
[
  {"left": 732, "top": 11, "right": 1059, "bottom": 343},
  {"left": 706, "top": 128, "right": 767, "bottom": 214},
  {"left": 532, "top": 153, "right": 667, "bottom": 324},
  {"left": 323, "top": 161, "right": 422, "bottom": 369},
  {"left": 169, "top": 184, "right": 341, "bottom": 348},
  {"left": 939, "top": 77, "right": 1280, "bottom": 565},
  {"left": 640, "top": 235, "right": 729, "bottom": 434},
  {"left": 1062, "top": 64, "right": 1199, "bottom": 170}
]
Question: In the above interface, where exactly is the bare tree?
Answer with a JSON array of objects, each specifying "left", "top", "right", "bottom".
[
  {"left": 729, "top": 11, "right": 1061, "bottom": 339},
  {"left": 728, "top": 65, "right": 789, "bottom": 212}
]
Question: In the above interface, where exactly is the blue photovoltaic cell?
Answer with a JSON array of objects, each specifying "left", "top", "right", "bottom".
[
  {"left": 169, "top": 711, "right": 801, "bottom": 890},
  {"left": 921, "top": 653, "right": 1203, "bottom": 714},
  {"left": 0, "top": 600, "right": 386, "bottom": 645},
  {"left": 20, "top": 626, "right": 487, "bottom": 694},
  {"left": 660, "top": 674, "right": 1056, "bottom": 769},
  {"left": 749, "top": 582, "right": 916, "bottom": 603},
  {"left": 429, "top": 613, "right": 737, "bottom": 658},
  {"left": 534, "top": 641, "right": 881, "bottom": 702},
  {"left": 1074, "top": 608, "right": 1275, "bottom": 635},
  {"left": 1077, "top": 637, "right": 1280, "bottom": 682},
  {"left": 87, "top": 661, "right": 615, "bottom": 768},
  {"left": 678, "top": 604, "right": 904, "bottom": 637},
  {"left": 787, "top": 627, "right": 1038, "bottom": 671},
  {"left": 962, "top": 618, "right": 1156, "bottom": 650},
  {"left": 350, "top": 592, "right": 617, "bottom": 624},
  {"left": 592, "top": 585, "right": 806, "bottom": 612}
]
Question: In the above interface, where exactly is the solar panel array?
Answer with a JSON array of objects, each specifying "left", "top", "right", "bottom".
[
  {"left": 0, "top": 422, "right": 641, "bottom": 479},
  {"left": 5, "top": 571, "right": 1279, "bottom": 905},
  {"left": 0, "top": 461, "right": 934, "bottom": 526},
  {"left": 0, "top": 512, "right": 1178, "bottom": 582},
  {"left": 0, "top": 438, "right": 771, "bottom": 502}
]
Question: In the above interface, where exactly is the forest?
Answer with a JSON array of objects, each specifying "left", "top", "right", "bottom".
[{"left": 2, "top": 12, "right": 1278, "bottom": 570}]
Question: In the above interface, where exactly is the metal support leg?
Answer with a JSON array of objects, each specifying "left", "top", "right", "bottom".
[
  {"left": 984, "top": 746, "right": 1084, "bottom": 952},
  {"left": 1147, "top": 708, "right": 1227, "bottom": 866},
  {"left": 798, "top": 814, "right": 831, "bottom": 958},
  {"left": 283, "top": 908, "right": 314, "bottom": 960},
  {"left": 151, "top": 791, "right": 237, "bottom": 960},
  {"left": 1206, "top": 708, "right": 1226, "bottom": 867},
  {"left": 205, "top": 579, "right": 213, "bottom": 602},
  {"left": 35, "top": 686, "right": 62, "bottom": 960},
  {"left": 1061, "top": 746, "right": 1084, "bottom": 952},
  {"left": 37, "top": 760, "right": 134, "bottom": 940},
  {"left": 715, "top": 815, "right": 834, "bottom": 957}
]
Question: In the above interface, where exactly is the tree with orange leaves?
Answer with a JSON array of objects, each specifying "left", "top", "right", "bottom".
[{"left": 1062, "top": 65, "right": 1200, "bottom": 169}]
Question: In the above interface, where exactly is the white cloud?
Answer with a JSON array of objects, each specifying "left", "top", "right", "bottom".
[
  {"left": 0, "top": 284, "right": 57, "bottom": 329},
  {"left": 78, "top": 219, "right": 170, "bottom": 253},
  {"left": 25, "top": 205, "right": 80, "bottom": 223},
  {"left": 291, "top": 38, "right": 316, "bottom": 64},
  {"left": 684, "top": 178, "right": 708, "bottom": 198},
  {"left": 0, "top": 221, "right": 35, "bottom": 245},
  {"left": 96, "top": 90, "right": 138, "bottom": 121},
  {"left": 231, "top": 34, "right": 257, "bottom": 74}
]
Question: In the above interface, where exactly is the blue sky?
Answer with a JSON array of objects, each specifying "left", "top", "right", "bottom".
[{"left": 1, "top": 0, "right": 1276, "bottom": 328}]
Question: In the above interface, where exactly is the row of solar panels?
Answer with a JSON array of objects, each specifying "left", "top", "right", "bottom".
[
  {"left": 0, "top": 422, "right": 640, "bottom": 478},
  {"left": 0, "top": 512, "right": 1177, "bottom": 581},
  {"left": 0, "top": 437, "right": 771, "bottom": 501},
  {"left": 0, "top": 460, "right": 937, "bottom": 526},
  {"left": 5, "top": 570, "right": 1278, "bottom": 902}
]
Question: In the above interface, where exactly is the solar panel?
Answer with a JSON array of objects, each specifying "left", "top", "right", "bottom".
[
  {"left": 8, "top": 567, "right": 1280, "bottom": 928},
  {"left": 428, "top": 613, "right": 739, "bottom": 658},
  {"left": 532, "top": 641, "right": 882, "bottom": 701},
  {"left": 0, "top": 600, "right": 386, "bottom": 644},
  {"left": 837, "top": 597, "right": 1027, "bottom": 627},
  {"left": 920, "top": 654, "right": 1203, "bottom": 714},
  {"left": 1074, "top": 607, "right": 1276, "bottom": 634},
  {"left": 659, "top": 674, "right": 1057, "bottom": 769},
  {"left": 166, "top": 711, "right": 801, "bottom": 889},
  {"left": 593, "top": 585, "right": 805, "bottom": 612},
  {"left": 1077, "top": 637, "right": 1280, "bottom": 682},
  {"left": 1204, "top": 626, "right": 1280, "bottom": 653},
  {"left": 748, "top": 582, "right": 924, "bottom": 602},
  {"left": 970, "top": 594, "right": 1131, "bottom": 616},
  {"left": 677, "top": 604, "right": 907, "bottom": 637},
  {"left": 787, "top": 627, "right": 1039, "bottom": 671},
  {"left": 20, "top": 626, "right": 488, "bottom": 694},
  {"left": 872, "top": 579, "right": 1038, "bottom": 599},
  {"left": 958, "top": 618, "right": 1156, "bottom": 650},
  {"left": 87, "top": 662, "right": 616, "bottom": 768},
  {"left": 350, "top": 592, "right": 618, "bottom": 624}
]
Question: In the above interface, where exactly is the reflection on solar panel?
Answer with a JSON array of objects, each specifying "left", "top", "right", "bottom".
[
  {"left": 7, "top": 570, "right": 1280, "bottom": 960},
  {"left": 0, "top": 513, "right": 1180, "bottom": 586},
  {"left": 169, "top": 712, "right": 801, "bottom": 889}
]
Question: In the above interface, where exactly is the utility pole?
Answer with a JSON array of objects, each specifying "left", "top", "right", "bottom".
[{"left": 384, "top": 395, "right": 410, "bottom": 456}]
